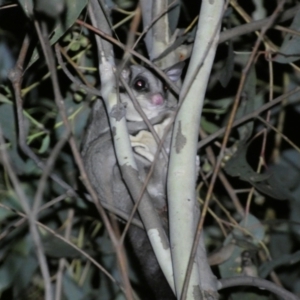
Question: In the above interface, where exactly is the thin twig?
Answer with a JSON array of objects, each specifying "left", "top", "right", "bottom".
[
  {"left": 0, "top": 193, "right": 69, "bottom": 242},
  {"left": 257, "top": 115, "right": 300, "bottom": 152},
  {"left": 33, "top": 130, "right": 70, "bottom": 213},
  {"left": 7, "top": 34, "right": 53, "bottom": 300},
  {"left": 75, "top": 19, "right": 180, "bottom": 95},
  {"left": 198, "top": 85, "right": 300, "bottom": 149},
  {"left": 55, "top": 45, "right": 102, "bottom": 97},
  {"left": 199, "top": 129, "right": 244, "bottom": 216},
  {"left": 8, "top": 37, "right": 78, "bottom": 201},
  {"left": 59, "top": 46, "right": 92, "bottom": 86},
  {"left": 0, "top": 128, "right": 53, "bottom": 300},
  {"left": 0, "top": 202, "right": 120, "bottom": 290},
  {"left": 55, "top": 209, "right": 74, "bottom": 300},
  {"left": 219, "top": 4, "right": 299, "bottom": 44}
]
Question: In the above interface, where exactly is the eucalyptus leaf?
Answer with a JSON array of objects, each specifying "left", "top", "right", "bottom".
[
  {"left": 219, "top": 40, "right": 234, "bottom": 88},
  {"left": 219, "top": 214, "right": 267, "bottom": 300},
  {"left": 208, "top": 97, "right": 233, "bottom": 111},
  {"left": 286, "top": 72, "right": 300, "bottom": 113},
  {"left": 13, "top": 235, "right": 33, "bottom": 256},
  {"left": 0, "top": 103, "right": 17, "bottom": 146},
  {"left": 224, "top": 142, "right": 293, "bottom": 200},
  {"left": 18, "top": 0, "right": 34, "bottom": 17},
  {"left": 0, "top": 102, "right": 37, "bottom": 175},
  {"left": 55, "top": 96, "right": 90, "bottom": 142},
  {"left": 0, "top": 42, "right": 15, "bottom": 82},
  {"left": 259, "top": 250, "right": 300, "bottom": 278},
  {"left": 0, "top": 254, "right": 22, "bottom": 292},
  {"left": 219, "top": 214, "right": 264, "bottom": 275},
  {"left": 273, "top": 9, "right": 300, "bottom": 63},
  {"left": 235, "top": 65, "right": 258, "bottom": 141},
  {"left": 0, "top": 237, "right": 34, "bottom": 293},
  {"left": 0, "top": 103, "right": 33, "bottom": 174},
  {"left": 13, "top": 252, "right": 39, "bottom": 297},
  {"left": 201, "top": 116, "right": 220, "bottom": 134},
  {"left": 42, "top": 234, "right": 83, "bottom": 258},
  {"left": 34, "top": 0, "right": 66, "bottom": 19},
  {"left": 103, "top": 0, "right": 115, "bottom": 10},
  {"left": 38, "top": 134, "right": 50, "bottom": 154},
  {"left": 269, "top": 149, "right": 300, "bottom": 239},
  {"left": 27, "top": 0, "right": 88, "bottom": 67},
  {"left": 168, "top": 0, "right": 181, "bottom": 34},
  {"left": 63, "top": 274, "right": 86, "bottom": 300}
]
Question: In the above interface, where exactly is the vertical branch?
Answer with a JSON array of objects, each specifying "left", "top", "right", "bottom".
[
  {"left": 140, "top": 0, "right": 178, "bottom": 68},
  {"left": 88, "top": 0, "right": 175, "bottom": 292},
  {"left": 168, "top": 1, "right": 224, "bottom": 299}
]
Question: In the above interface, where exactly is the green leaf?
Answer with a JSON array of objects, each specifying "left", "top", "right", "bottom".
[
  {"left": 0, "top": 103, "right": 38, "bottom": 175},
  {"left": 63, "top": 274, "right": 86, "bottom": 300},
  {"left": 273, "top": 9, "right": 300, "bottom": 63},
  {"left": 219, "top": 214, "right": 267, "bottom": 300},
  {"left": 168, "top": 0, "right": 181, "bottom": 34},
  {"left": 13, "top": 252, "right": 39, "bottom": 296},
  {"left": 38, "top": 134, "right": 50, "bottom": 154},
  {"left": 235, "top": 65, "right": 258, "bottom": 141},
  {"left": 18, "top": 0, "right": 34, "bottom": 17},
  {"left": 0, "top": 237, "right": 34, "bottom": 293},
  {"left": 201, "top": 116, "right": 220, "bottom": 134},
  {"left": 27, "top": 0, "right": 88, "bottom": 66},
  {"left": 49, "top": 0, "right": 88, "bottom": 42},
  {"left": 55, "top": 96, "right": 90, "bottom": 142},
  {"left": 0, "top": 103, "right": 17, "bottom": 147},
  {"left": 34, "top": 0, "right": 66, "bottom": 19},
  {"left": 209, "top": 97, "right": 233, "bottom": 110},
  {"left": 219, "top": 40, "right": 234, "bottom": 88},
  {"left": 42, "top": 233, "right": 85, "bottom": 258},
  {"left": 269, "top": 149, "right": 300, "bottom": 240},
  {"left": 219, "top": 214, "right": 265, "bottom": 271},
  {"left": 224, "top": 142, "right": 293, "bottom": 200},
  {"left": 259, "top": 250, "right": 300, "bottom": 278}
]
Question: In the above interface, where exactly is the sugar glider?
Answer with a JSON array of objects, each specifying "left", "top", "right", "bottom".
[{"left": 82, "top": 62, "right": 184, "bottom": 299}]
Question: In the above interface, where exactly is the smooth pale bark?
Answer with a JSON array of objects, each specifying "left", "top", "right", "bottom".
[
  {"left": 168, "top": 1, "right": 224, "bottom": 299},
  {"left": 89, "top": 0, "right": 175, "bottom": 291}
]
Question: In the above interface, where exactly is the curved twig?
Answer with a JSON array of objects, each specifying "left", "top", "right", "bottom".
[
  {"left": 219, "top": 4, "right": 299, "bottom": 44},
  {"left": 219, "top": 276, "right": 300, "bottom": 300}
]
